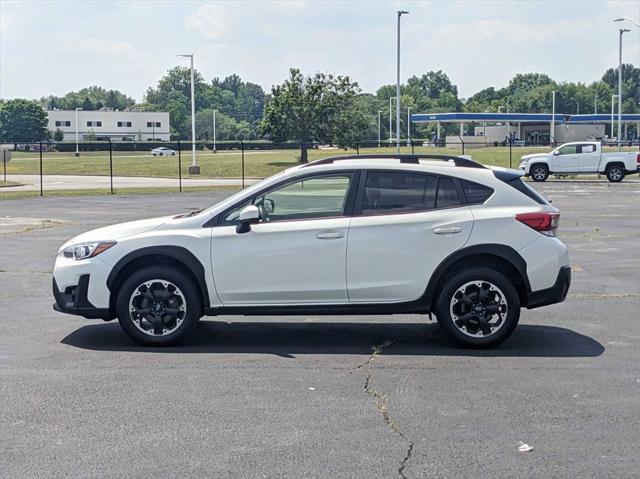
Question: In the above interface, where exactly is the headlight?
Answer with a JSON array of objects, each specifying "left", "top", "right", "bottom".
[{"left": 63, "top": 241, "right": 116, "bottom": 260}]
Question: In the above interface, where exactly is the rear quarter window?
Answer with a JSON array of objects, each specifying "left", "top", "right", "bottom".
[{"left": 461, "top": 180, "right": 494, "bottom": 205}]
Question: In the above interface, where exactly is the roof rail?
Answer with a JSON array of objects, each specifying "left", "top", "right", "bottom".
[{"left": 302, "top": 154, "right": 486, "bottom": 169}]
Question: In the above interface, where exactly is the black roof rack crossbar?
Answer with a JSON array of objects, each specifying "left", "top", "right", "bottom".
[{"left": 302, "top": 154, "right": 486, "bottom": 169}]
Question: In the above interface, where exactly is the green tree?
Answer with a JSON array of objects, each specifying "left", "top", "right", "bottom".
[
  {"left": 259, "top": 68, "right": 363, "bottom": 144},
  {"left": 195, "top": 109, "right": 253, "bottom": 141},
  {"left": 0, "top": 99, "right": 49, "bottom": 142},
  {"left": 406, "top": 70, "right": 459, "bottom": 99},
  {"left": 602, "top": 64, "right": 640, "bottom": 107},
  {"left": 41, "top": 86, "right": 134, "bottom": 111},
  {"left": 53, "top": 127, "right": 64, "bottom": 141}
]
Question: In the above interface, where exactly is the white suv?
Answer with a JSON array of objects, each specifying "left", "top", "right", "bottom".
[{"left": 53, "top": 154, "right": 571, "bottom": 348}]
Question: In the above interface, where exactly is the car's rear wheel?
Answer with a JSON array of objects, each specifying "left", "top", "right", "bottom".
[
  {"left": 116, "top": 266, "right": 201, "bottom": 346},
  {"left": 605, "top": 165, "right": 624, "bottom": 183},
  {"left": 531, "top": 164, "right": 549, "bottom": 182},
  {"left": 435, "top": 267, "right": 520, "bottom": 348}
]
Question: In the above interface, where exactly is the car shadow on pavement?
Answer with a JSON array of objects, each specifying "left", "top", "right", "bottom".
[{"left": 61, "top": 320, "right": 604, "bottom": 358}]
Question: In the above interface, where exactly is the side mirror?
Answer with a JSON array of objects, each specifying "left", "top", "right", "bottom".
[
  {"left": 553, "top": 150, "right": 560, "bottom": 156},
  {"left": 236, "top": 205, "right": 260, "bottom": 234}
]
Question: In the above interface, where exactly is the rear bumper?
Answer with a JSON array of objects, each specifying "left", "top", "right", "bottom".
[
  {"left": 526, "top": 266, "right": 571, "bottom": 309},
  {"left": 52, "top": 275, "right": 112, "bottom": 320}
]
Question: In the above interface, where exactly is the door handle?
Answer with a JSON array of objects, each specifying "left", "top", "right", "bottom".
[
  {"left": 316, "top": 231, "right": 344, "bottom": 240},
  {"left": 433, "top": 226, "right": 461, "bottom": 235}
]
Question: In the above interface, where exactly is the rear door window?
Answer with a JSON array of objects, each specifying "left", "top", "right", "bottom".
[
  {"left": 361, "top": 171, "right": 437, "bottom": 214},
  {"left": 436, "top": 177, "right": 462, "bottom": 208}
]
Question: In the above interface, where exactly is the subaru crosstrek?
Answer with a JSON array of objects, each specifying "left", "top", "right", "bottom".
[{"left": 53, "top": 154, "right": 571, "bottom": 348}]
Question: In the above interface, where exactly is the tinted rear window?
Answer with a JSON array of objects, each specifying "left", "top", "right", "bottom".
[
  {"left": 362, "top": 171, "right": 437, "bottom": 214},
  {"left": 461, "top": 180, "right": 494, "bottom": 204}
]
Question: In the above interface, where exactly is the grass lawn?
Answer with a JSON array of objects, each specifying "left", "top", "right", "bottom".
[
  {"left": 5, "top": 145, "right": 637, "bottom": 179},
  {"left": 0, "top": 185, "right": 240, "bottom": 200}
]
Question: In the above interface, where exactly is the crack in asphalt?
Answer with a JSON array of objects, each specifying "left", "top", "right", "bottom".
[{"left": 355, "top": 340, "right": 415, "bottom": 479}]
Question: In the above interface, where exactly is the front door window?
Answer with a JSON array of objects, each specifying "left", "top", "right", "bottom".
[{"left": 254, "top": 175, "right": 352, "bottom": 222}]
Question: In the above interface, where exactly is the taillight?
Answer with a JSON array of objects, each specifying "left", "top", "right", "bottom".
[
  {"left": 516, "top": 212, "right": 560, "bottom": 236},
  {"left": 636, "top": 153, "right": 640, "bottom": 165}
]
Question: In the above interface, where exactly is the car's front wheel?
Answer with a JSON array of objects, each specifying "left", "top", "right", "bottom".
[
  {"left": 115, "top": 266, "right": 201, "bottom": 346},
  {"left": 435, "top": 267, "right": 520, "bottom": 348}
]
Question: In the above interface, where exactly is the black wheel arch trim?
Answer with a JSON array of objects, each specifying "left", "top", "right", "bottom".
[
  {"left": 106, "top": 245, "right": 210, "bottom": 309},
  {"left": 421, "top": 243, "right": 532, "bottom": 309}
]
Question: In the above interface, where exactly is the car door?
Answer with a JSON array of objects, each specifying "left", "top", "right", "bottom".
[
  {"left": 575, "top": 143, "right": 600, "bottom": 172},
  {"left": 550, "top": 145, "right": 579, "bottom": 172},
  {"left": 346, "top": 170, "right": 473, "bottom": 303},
  {"left": 210, "top": 172, "right": 354, "bottom": 305}
]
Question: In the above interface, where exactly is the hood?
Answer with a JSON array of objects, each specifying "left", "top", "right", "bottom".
[
  {"left": 521, "top": 152, "right": 551, "bottom": 161},
  {"left": 60, "top": 215, "right": 173, "bottom": 250}
]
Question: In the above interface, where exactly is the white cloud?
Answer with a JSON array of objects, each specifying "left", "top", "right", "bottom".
[{"left": 183, "top": 3, "right": 231, "bottom": 39}]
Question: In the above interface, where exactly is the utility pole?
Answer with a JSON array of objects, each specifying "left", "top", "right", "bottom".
[
  {"left": 611, "top": 94, "right": 618, "bottom": 139},
  {"left": 178, "top": 53, "right": 199, "bottom": 174},
  {"left": 550, "top": 90, "right": 556, "bottom": 145},
  {"left": 74, "top": 107, "right": 82, "bottom": 157},
  {"left": 388, "top": 97, "right": 395, "bottom": 142},
  {"left": 618, "top": 28, "right": 630, "bottom": 148},
  {"left": 406, "top": 106, "right": 412, "bottom": 147},
  {"left": 396, "top": 10, "right": 409, "bottom": 153},
  {"left": 377, "top": 110, "right": 382, "bottom": 147},
  {"left": 212, "top": 109, "right": 217, "bottom": 152}
]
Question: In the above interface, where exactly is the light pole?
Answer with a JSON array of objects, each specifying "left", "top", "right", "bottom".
[
  {"left": 572, "top": 98, "right": 579, "bottom": 115},
  {"left": 505, "top": 99, "right": 510, "bottom": 140},
  {"left": 498, "top": 106, "right": 504, "bottom": 113},
  {"left": 178, "top": 53, "right": 199, "bottom": 174},
  {"left": 594, "top": 93, "right": 597, "bottom": 114},
  {"left": 388, "top": 97, "right": 396, "bottom": 142},
  {"left": 611, "top": 94, "right": 619, "bottom": 139},
  {"left": 614, "top": 17, "right": 640, "bottom": 28},
  {"left": 551, "top": 90, "right": 556, "bottom": 145},
  {"left": 483, "top": 110, "right": 488, "bottom": 137},
  {"left": 377, "top": 110, "right": 382, "bottom": 147},
  {"left": 406, "top": 106, "right": 413, "bottom": 146},
  {"left": 74, "top": 107, "right": 82, "bottom": 157},
  {"left": 396, "top": 10, "right": 409, "bottom": 153},
  {"left": 212, "top": 109, "right": 217, "bottom": 152},
  {"left": 617, "top": 28, "right": 630, "bottom": 148}
]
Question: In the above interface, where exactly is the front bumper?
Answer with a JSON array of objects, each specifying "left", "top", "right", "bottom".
[
  {"left": 52, "top": 275, "right": 112, "bottom": 320},
  {"left": 526, "top": 266, "right": 571, "bottom": 309}
]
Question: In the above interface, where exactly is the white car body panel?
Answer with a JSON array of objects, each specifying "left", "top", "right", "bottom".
[
  {"left": 211, "top": 217, "right": 350, "bottom": 304},
  {"left": 346, "top": 207, "right": 473, "bottom": 302}
]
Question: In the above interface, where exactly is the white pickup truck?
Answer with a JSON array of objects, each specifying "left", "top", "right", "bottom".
[{"left": 519, "top": 141, "right": 639, "bottom": 182}]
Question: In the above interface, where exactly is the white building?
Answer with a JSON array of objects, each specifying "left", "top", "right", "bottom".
[{"left": 47, "top": 109, "right": 170, "bottom": 141}]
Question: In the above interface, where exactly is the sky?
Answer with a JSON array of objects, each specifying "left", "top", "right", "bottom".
[{"left": 1, "top": 0, "right": 639, "bottom": 102}]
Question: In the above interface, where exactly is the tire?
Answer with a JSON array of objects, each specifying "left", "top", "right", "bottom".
[
  {"left": 435, "top": 267, "right": 521, "bottom": 348},
  {"left": 115, "top": 265, "right": 201, "bottom": 346},
  {"left": 530, "top": 164, "right": 549, "bottom": 182},
  {"left": 605, "top": 165, "right": 624, "bottom": 183}
]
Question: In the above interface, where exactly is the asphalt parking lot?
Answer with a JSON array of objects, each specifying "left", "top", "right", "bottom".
[{"left": 1, "top": 181, "right": 639, "bottom": 478}]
